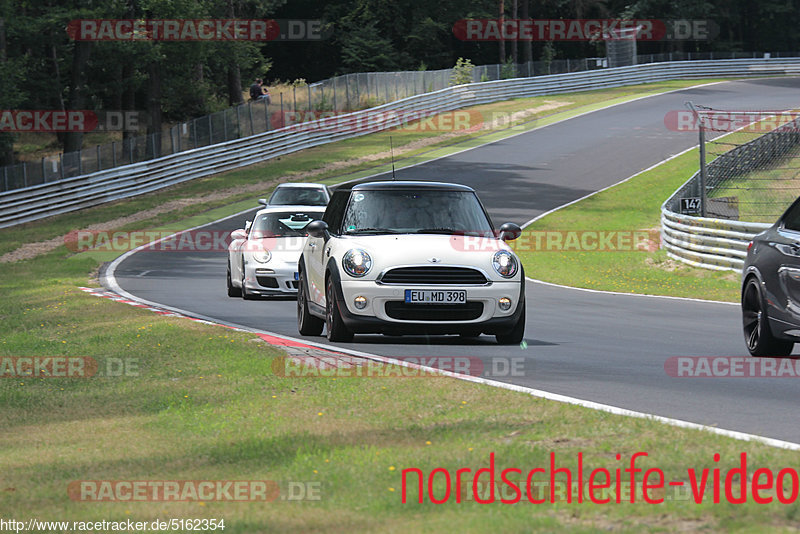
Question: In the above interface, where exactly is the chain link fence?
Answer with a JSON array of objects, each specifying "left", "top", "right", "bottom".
[
  {"left": 689, "top": 107, "right": 800, "bottom": 223},
  {"left": 1, "top": 51, "right": 793, "bottom": 194}
]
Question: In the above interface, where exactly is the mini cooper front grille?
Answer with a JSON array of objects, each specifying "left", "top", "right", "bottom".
[
  {"left": 385, "top": 302, "right": 483, "bottom": 321},
  {"left": 379, "top": 267, "right": 488, "bottom": 285}
]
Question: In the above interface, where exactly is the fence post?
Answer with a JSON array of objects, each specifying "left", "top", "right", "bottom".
[
  {"left": 78, "top": 150, "right": 82, "bottom": 175},
  {"left": 97, "top": 145, "right": 101, "bottom": 171},
  {"left": 293, "top": 85, "right": 297, "bottom": 114},
  {"left": 41, "top": 157, "right": 46, "bottom": 183},
  {"left": 193, "top": 119, "right": 198, "bottom": 148},
  {"left": 266, "top": 99, "right": 271, "bottom": 130},
  {"left": 129, "top": 137, "right": 134, "bottom": 163},
  {"left": 208, "top": 114, "right": 212, "bottom": 144},
  {"left": 3, "top": 165, "right": 7, "bottom": 191},
  {"left": 308, "top": 84, "right": 311, "bottom": 111},
  {"left": 345, "top": 75, "right": 350, "bottom": 111},
  {"left": 60, "top": 152, "right": 64, "bottom": 178},
  {"left": 223, "top": 109, "right": 228, "bottom": 140},
  {"left": 150, "top": 134, "right": 157, "bottom": 160},
  {"left": 112, "top": 141, "right": 117, "bottom": 167},
  {"left": 280, "top": 92, "right": 284, "bottom": 120},
  {"left": 355, "top": 73, "right": 360, "bottom": 107},
  {"left": 170, "top": 127, "right": 175, "bottom": 153},
  {"left": 248, "top": 102, "right": 254, "bottom": 135},
  {"left": 235, "top": 105, "right": 241, "bottom": 139},
  {"left": 22, "top": 162, "right": 27, "bottom": 187}
]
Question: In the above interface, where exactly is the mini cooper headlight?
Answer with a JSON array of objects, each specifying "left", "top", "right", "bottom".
[
  {"left": 253, "top": 247, "right": 272, "bottom": 263},
  {"left": 492, "top": 250, "right": 517, "bottom": 278},
  {"left": 342, "top": 249, "right": 372, "bottom": 277}
]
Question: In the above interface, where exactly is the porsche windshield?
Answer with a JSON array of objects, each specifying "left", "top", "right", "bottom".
[
  {"left": 250, "top": 211, "right": 324, "bottom": 238},
  {"left": 269, "top": 187, "right": 328, "bottom": 206},
  {"left": 341, "top": 190, "right": 494, "bottom": 235}
]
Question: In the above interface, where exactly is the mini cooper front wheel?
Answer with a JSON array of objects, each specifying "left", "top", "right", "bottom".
[
  {"left": 297, "top": 271, "right": 324, "bottom": 336},
  {"left": 496, "top": 306, "right": 526, "bottom": 345},
  {"left": 326, "top": 277, "right": 353, "bottom": 342}
]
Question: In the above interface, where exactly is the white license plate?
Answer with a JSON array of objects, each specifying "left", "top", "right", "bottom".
[{"left": 404, "top": 289, "right": 466, "bottom": 304}]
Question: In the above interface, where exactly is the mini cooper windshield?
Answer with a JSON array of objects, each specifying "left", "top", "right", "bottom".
[
  {"left": 250, "top": 211, "right": 322, "bottom": 239},
  {"left": 341, "top": 190, "right": 494, "bottom": 236}
]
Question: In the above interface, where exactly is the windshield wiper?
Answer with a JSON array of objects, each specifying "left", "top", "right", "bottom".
[
  {"left": 415, "top": 227, "right": 458, "bottom": 234},
  {"left": 346, "top": 227, "right": 400, "bottom": 234}
]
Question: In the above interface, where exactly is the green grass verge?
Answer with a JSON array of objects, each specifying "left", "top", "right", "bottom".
[
  {"left": 4, "top": 78, "right": 796, "bottom": 532},
  {"left": 516, "top": 147, "right": 742, "bottom": 303},
  {"left": 2, "top": 250, "right": 800, "bottom": 532}
]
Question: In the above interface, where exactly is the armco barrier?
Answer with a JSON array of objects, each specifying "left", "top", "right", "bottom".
[
  {"left": 661, "top": 110, "right": 800, "bottom": 272},
  {"left": 660, "top": 207, "right": 769, "bottom": 271},
  {"left": 4, "top": 58, "right": 800, "bottom": 229}
]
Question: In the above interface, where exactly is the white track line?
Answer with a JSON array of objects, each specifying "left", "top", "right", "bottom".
[{"left": 102, "top": 78, "right": 799, "bottom": 450}]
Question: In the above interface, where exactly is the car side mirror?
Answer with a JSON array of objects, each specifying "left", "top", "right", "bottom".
[
  {"left": 258, "top": 198, "right": 268, "bottom": 206},
  {"left": 231, "top": 229, "right": 247, "bottom": 240},
  {"left": 499, "top": 222, "right": 522, "bottom": 241},
  {"left": 306, "top": 220, "right": 329, "bottom": 238}
]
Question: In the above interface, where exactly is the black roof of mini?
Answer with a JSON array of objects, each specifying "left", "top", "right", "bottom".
[{"left": 342, "top": 181, "right": 476, "bottom": 192}]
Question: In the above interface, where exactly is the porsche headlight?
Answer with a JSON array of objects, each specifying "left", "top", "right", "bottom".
[
  {"left": 253, "top": 247, "right": 272, "bottom": 263},
  {"left": 492, "top": 250, "right": 517, "bottom": 278},
  {"left": 342, "top": 249, "right": 372, "bottom": 277}
]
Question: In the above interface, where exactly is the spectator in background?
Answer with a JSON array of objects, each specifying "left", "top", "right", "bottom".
[
  {"left": 249, "top": 78, "right": 263, "bottom": 101},
  {"left": 260, "top": 84, "right": 272, "bottom": 105}
]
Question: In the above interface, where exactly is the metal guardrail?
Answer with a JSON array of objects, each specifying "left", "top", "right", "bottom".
[
  {"left": 4, "top": 57, "right": 800, "bottom": 229},
  {"left": 660, "top": 114, "right": 800, "bottom": 271},
  {"left": 660, "top": 207, "right": 769, "bottom": 271}
]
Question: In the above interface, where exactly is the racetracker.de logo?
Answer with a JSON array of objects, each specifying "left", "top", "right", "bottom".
[
  {"left": 665, "top": 357, "right": 800, "bottom": 378},
  {"left": 68, "top": 480, "right": 280, "bottom": 502},
  {"left": 664, "top": 110, "right": 800, "bottom": 133},
  {"left": 0, "top": 110, "right": 142, "bottom": 133},
  {"left": 453, "top": 19, "right": 716, "bottom": 41},
  {"left": 66, "top": 19, "right": 280, "bottom": 41}
]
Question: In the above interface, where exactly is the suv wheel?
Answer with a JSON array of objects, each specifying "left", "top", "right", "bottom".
[{"left": 742, "top": 277, "right": 794, "bottom": 356}]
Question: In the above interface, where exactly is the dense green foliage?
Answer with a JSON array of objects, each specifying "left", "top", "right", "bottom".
[{"left": 1, "top": 0, "right": 798, "bottom": 162}]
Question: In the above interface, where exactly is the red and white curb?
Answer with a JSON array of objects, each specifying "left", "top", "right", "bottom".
[{"left": 80, "top": 284, "right": 800, "bottom": 451}]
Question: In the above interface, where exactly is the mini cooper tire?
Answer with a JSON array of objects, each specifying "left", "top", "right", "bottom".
[
  {"left": 297, "top": 272, "right": 324, "bottom": 336},
  {"left": 495, "top": 306, "right": 525, "bottom": 345},
  {"left": 742, "top": 277, "right": 794, "bottom": 357},
  {"left": 326, "top": 277, "right": 354, "bottom": 342}
]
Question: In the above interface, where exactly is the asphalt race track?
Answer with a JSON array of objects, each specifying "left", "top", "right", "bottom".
[{"left": 109, "top": 78, "right": 800, "bottom": 444}]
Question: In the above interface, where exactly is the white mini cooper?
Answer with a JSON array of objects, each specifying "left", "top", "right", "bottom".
[{"left": 296, "top": 181, "right": 526, "bottom": 344}]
